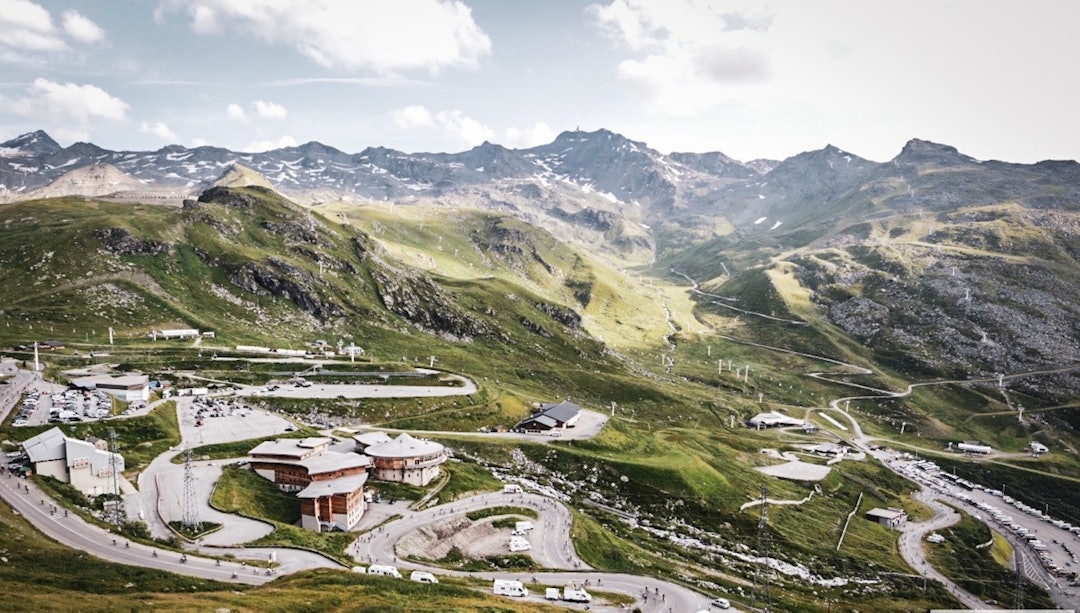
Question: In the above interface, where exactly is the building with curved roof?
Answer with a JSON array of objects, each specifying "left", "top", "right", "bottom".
[{"left": 364, "top": 433, "right": 446, "bottom": 486}]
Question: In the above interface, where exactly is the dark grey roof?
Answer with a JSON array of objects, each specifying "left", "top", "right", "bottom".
[{"left": 537, "top": 400, "right": 581, "bottom": 423}]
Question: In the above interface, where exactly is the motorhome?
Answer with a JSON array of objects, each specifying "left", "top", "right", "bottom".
[
  {"left": 410, "top": 571, "right": 438, "bottom": 583},
  {"left": 367, "top": 565, "right": 402, "bottom": 578},
  {"left": 563, "top": 585, "right": 592, "bottom": 603},
  {"left": 493, "top": 579, "right": 528, "bottom": 597}
]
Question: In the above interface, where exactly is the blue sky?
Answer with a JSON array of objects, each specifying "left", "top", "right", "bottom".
[{"left": 1, "top": 0, "right": 1078, "bottom": 163}]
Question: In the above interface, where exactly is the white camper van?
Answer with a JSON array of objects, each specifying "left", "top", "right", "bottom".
[
  {"left": 367, "top": 564, "right": 402, "bottom": 578},
  {"left": 410, "top": 571, "right": 438, "bottom": 584},
  {"left": 493, "top": 579, "right": 528, "bottom": 597},
  {"left": 563, "top": 585, "right": 592, "bottom": 603}
]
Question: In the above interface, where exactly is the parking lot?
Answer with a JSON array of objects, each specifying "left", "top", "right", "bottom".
[
  {"left": 177, "top": 395, "right": 296, "bottom": 447},
  {"left": 891, "top": 456, "right": 1080, "bottom": 593},
  {"left": 10, "top": 382, "right": 91, "bottom": 427}
]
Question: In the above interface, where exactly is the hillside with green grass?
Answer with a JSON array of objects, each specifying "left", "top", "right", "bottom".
[{"left": 4, "top": 168, "right": 1080, "bottom": 611}]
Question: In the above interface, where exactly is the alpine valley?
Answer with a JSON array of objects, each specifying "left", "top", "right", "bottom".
[{"left": 3, "top": 127, "right": 1080, "bottom": 611}]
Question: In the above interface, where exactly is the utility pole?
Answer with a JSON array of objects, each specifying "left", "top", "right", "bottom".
[
  {"left": 108, "top": 428, "right": 123, "bottom": 525},
  {"left": 1014, "top": 550, "right": 1024, "bottom": 610}
]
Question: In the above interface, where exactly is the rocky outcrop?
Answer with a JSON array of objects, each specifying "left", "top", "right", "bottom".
[
  {"left": 197, "top": 186, "right": 255, "bottom": 209},
  {"left": 94, "top": 227, "right": 168, "bottom": 256},
  {"left": 534, "top": 301, "right": 582, "bottom": 328},
  {"left": 369, "top": 267, "right": 487, "bottom": 341},
  {"left": 227, "top": 259, "right": 343, "bottom": 318}
]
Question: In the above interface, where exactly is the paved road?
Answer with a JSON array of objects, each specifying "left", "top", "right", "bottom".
[
  {"left": 357, "top": 490, "right": 738, "bottom": 612},
  {"left": 360, "top": 491, "right": 585, "bottom": 571},
  {"left": 895, "top": 487, "right": 988, "bottom": 609},
  {"left": 0, "top": 470, "right": 275, "bottom": 585}
]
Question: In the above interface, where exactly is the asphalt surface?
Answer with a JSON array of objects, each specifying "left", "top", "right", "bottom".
[
  {"left": 357, "top": 491, "right": 732, "bottom": 612},
  {"left": 0, "top": 470, "right": 275, "bottom": 585}
]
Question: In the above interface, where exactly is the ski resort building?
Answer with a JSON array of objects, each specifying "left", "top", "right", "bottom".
[
  {"left": 248, "top": 437, "right": 371, "bottom": 531},
  {"left": 352, "top": 431, "right": 392, "bottom": 454},
  {"left": 364, "top": 433, "right": 447, "bottom": 486},
  {"left": 21, "top": 427, "right": 124, "bottom": 496},
  {"left": 69, "top": 374, "right": 150, "bottom": 402},
  {"left": 155, "top": 329, "right": 201, "bottom": 339},
  {"left": 747, "top": 411, "right": 805, "bottom": 429},
  {"left": 513, "top": 400, "right": 582, "bottom": 432},
  {"left": 866, "top": 507, "right": 908, "bottom": 528}
]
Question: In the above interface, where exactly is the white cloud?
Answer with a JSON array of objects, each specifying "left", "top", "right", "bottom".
[
  {"left": 226, "top": 103, "right": 246, "bottom": 121},
  {"left": 391, "top": 105, "right": 494, "bottom": 147},
  {"left": 253, "top": 99, "right": 287, "bottom": 119},
  {"left": 0, "top": 0, "right": 67, "bottom": 52},
  {"left": 61, "top": 10, "right": 106, "bottom": 45},
  {"left": 505, "top": 122, "right": 556, "bottom": 148},
  {"left": 0, "top": 3, "right": 107, "bottom": 58},
  {"left": 242, "top": 135, "right": 297, "bottom": 152},
  {"left": 434, "top": 110, "right": 494, "bottom": 146},
  {"left": 1, "top": 78, "right": 128, "bottom": 123},
  {"left": 191, "top": 137, "right": 211, "bottom": 148},
  {"left": 588, "top": 0, "right": 658, "bottom": 51},
  {"left": 391, "top": 105, "right": 434, "bottom": 129},
  {"left": 160, "top": 0, "right": 491, "bottom": 75},
  {"left": 140, "top": 121, "right": 178, "bottom": 141},
  {"left": 589, "top": 0, "right": 774, "bottom": 115}
]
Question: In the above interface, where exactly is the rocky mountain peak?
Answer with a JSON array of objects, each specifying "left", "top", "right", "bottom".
[
  {"left": 210, "top": 163, "right": 277, "bottom": 191},
  {"left": 669, "top": 150, "right": 761, "bottom": 180},
  {"left": 1, "top": 130, "right": 61, "bottom": 155},
  {"left": 892, "top": 138, "right": 975, "bottom": 167}
]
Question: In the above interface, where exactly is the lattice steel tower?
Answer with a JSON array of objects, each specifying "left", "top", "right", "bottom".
[{"left": 181, "top": 448, "right": 200, "bottom": 531}]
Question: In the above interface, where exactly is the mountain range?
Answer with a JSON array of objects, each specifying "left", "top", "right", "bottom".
[{"left": 4, "top": 127, "right": 1080, "bottom": 394}]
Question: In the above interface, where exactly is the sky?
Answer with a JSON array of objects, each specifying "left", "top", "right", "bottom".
[{"left": 0, "top": 0, "right": 1078, "bottom": 163}]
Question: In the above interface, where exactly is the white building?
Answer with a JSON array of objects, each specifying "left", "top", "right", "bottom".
[
  {"left": 157, "top": 329, "right": 200, "bottom": 339},
  {"left": 22, "top": 427, "right": 124, "bottom": 496},
  {"left": 748, "top": 411, "right": 805, "bottom": 429},
  {"left": 866, "top": 507, "right": 908, "bottom": 529},
  {"left": 70, "top": 374, "right": 150, "bottom": 402}
]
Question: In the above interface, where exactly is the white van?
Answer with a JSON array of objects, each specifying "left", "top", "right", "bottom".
[
  {"left": 367, "top": 564, "right": 402, "bottom": 578},
  {"left": 502, "top": 484, "right": 523, "bottom": 494},
  {"left": 545, "top": 587, "right": 561, "bottom": 600},
  {"left": 493, "top": 579, "right": 528, "bottom": 597},
  {"left": 710, "top": 597, "right": 731, "bottom": 609},
  {"left": 409, "top": 571, "right": 438, "bottom": 584},
  {"left": 563, "top": 586, "right": 592, "bottom": 602}
]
